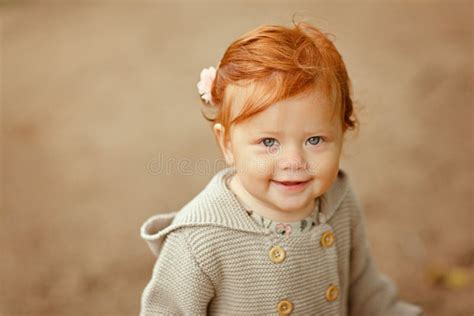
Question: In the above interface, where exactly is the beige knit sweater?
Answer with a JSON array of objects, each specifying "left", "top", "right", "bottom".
[{"left": 140, "top": 167, "right": 423, "bottom": 315}]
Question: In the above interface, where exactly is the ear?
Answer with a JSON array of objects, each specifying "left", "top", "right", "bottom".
[{"left": 213, "top": 123, "right": 235, "bottom": 166}]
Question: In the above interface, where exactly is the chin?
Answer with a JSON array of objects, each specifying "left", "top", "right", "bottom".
[{"left": 273, "top": 198, "right": 311, "bottom": 212}]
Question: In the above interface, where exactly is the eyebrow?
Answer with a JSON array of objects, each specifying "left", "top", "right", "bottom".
[
  {"left": 256, "top": 130, "right": 281, "bottom": 135},
  {"left": 256, "top": 129, "right": 330, "bottom": 135}
]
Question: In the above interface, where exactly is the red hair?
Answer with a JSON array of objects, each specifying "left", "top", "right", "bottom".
[{"left": 200, "top": 20, "right": 359, "bottom": 142}]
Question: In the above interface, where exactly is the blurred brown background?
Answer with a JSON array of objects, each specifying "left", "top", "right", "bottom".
[{"left": 1, "top": 1, "right": 473, "bottom": 315}]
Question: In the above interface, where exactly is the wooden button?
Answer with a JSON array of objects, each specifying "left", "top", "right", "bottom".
[
  {"left": 320, "top": 231, "right": 335, "bottom": 248},
  {"left": 276, "top": 299, "right": 293, "bottom": 315},
  {"left": 325, "top": 284, "right": 339, "bottom": 301},
  {"left": 269, "top": 245, "right": 286, "bottom": 263}
]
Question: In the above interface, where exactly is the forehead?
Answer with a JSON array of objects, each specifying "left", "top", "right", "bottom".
[{"left": 232, "top": 89, "right": 339, "bottom": 134}]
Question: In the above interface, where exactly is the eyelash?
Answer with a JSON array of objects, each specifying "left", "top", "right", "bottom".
[{"left": 259, "top": 136, "right": 325, "bottom": 147}]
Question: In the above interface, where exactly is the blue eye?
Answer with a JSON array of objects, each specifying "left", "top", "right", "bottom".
[
  {"left": 261, "top": 138, "right": 277, "bottom": 147},
  {"left": 306, "top": 136, "right": 323, "bottom": 146}
]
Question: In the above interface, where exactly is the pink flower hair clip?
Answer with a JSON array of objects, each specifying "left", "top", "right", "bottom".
[{"left": 197, "top": 66, "right": 217, "bottom": 106}]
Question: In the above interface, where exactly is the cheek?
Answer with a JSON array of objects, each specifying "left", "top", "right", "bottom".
[
  {"left": 239, "top": 170, "right": 273, "bottom": 199},
  {"left": 306, "top": 151, "right": 340, "bottom": 176},
  {"left": 235, "top": 149, "right": 276, "bottom": 177}
]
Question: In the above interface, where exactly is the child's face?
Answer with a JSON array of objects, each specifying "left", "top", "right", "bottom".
[{"left": 215, "top": 88, "right": 344, "bottom": 213}]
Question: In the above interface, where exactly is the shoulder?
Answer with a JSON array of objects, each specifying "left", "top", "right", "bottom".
[
  {"left": 157, "top": 226, "right": 223, "bottom": 273},
  {"left": 323, "top": 168, "right": 360, "bottom": 221},
  {"left": 181, "top": 224, "right": 255, "bottom": 256},
  {"left": 325, "top": 168, "right": 367, "bottom": 232},
  {"left": 338, "top": 169, "right": 363, "bottom": 211},
  {"left": 164, "top": 225, "right": 253, "bottom": 283},
  {"left": 332, "top": 170, "right": 371, "bottom": 247}
]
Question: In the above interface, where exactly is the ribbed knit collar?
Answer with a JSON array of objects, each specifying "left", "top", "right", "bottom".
[{"left": 141, "top": 166, "right": 350, "bottom": 257}]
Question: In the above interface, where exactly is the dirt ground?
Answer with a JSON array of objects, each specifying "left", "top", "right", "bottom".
[{"left": 1, "top": 1, "right": 473, "bottom": 315}]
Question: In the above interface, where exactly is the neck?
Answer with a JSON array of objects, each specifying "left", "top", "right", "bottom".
[{"left": 227, "top": 173, "right": 315, "bottom": 222}]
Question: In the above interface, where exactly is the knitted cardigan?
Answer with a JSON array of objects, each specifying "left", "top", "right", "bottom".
[{"left": 140, "top": 167, "right": 423, "bottom": 315}]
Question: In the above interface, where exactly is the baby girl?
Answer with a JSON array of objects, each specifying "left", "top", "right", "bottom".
[{"left": 139, "top": 20, "right": 423, "bottom": 315}]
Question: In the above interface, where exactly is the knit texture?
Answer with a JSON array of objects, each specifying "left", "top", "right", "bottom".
[{"left": 140, "top": 167, "right": 423, "bottom": 315}]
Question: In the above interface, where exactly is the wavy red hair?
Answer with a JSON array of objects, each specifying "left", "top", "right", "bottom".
[{"left": 200, "top": 20, "right": 358, "bottom": 143}]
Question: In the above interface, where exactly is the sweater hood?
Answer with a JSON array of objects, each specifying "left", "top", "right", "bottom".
[{"left": 140, "top": 166, "right": 350, "bottom": 257}]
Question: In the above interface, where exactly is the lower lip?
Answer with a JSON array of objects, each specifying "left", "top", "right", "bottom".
[{"left": 272, "top": 180, "right": 311, "bottom": 192}]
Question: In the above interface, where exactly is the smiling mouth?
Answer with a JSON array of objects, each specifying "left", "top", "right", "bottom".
[
  {"left": 271, "top": 179, "right": 311, "bottom": 192},
  {"left": 273, "top": 179, "right": 311, "bottom": 185},
  {"left": 279, "top": 181, "right": 305, "bottom": 185},
  {"left": 272, "top": 179, "right": 312, "bottom": 187}
]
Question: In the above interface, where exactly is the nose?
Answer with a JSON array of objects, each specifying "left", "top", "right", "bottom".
[{"left": 276, "top": 144, "right": 307, "bottom": 171}]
